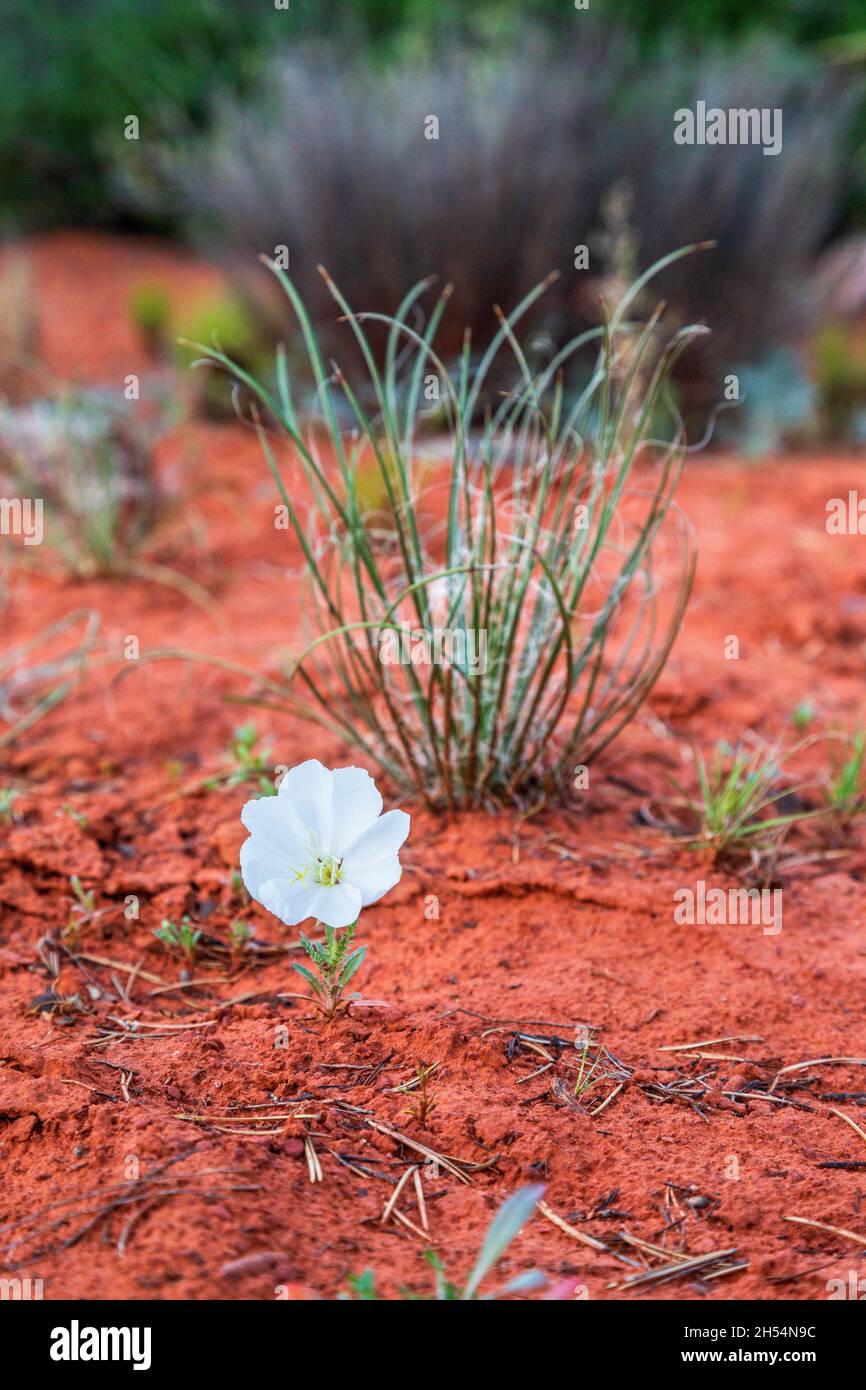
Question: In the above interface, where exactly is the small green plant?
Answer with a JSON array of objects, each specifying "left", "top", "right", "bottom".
[
  {"left": 62, "top": 875, "right": 95, "bottom": 948},
  {"left": 398, "top": 1060, "right": 439, "bottom": 1126},
  {"left": 0, "top": 787, "right": 20, "bottom": 823},
  {"left": 825, "top": 730, "right": 866, "bottom": 829},
  {"left": 792, "top": 699, "right": 816, "bottom": 731},
  {"left": 294, "top": 921, "right": 367, "bottom": 1021},
  {"left": 344, "top": 1269, "right": 378, "bottom": 1301},
  {"left": 175, "top": 292, "right": 271, "bottom": 419},
  {"left": 229, "top": 917, "right": 254, "bottom": 964},
  {"left": 343, "top": 1185, "right": 547, "bottom": 1301},
  {"left": 205, "top": 722, "right": 276, "bottom": 794},
  {"left": 573, "top": 1031, "right": 604, "bottom": 1102},
  {"left": 129, "top": 282, "right": 172, "bottom": 356},
  {"left": 155, "top": 915, "right": 201, "bottom": 965},
  {"left": 62, "top": 874, "right": 117, "bottom": 946},
  {"left": 0, "top": 390, "right": 201, "bottom": 598},
  {"left": 816, "top": 323, "right": 866, "bottom": 441},
  {"left": 676, "top": 737, "right": 823, "bottom": 870}
]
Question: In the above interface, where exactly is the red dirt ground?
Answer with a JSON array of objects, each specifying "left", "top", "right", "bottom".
[{"left": 1, "top": 232, "right": 865, "bottom": 1302}]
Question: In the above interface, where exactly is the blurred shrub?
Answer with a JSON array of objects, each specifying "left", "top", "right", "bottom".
[
  {"left": 129, "top": 282, "right": 173, "bottom": 357},
  {"left": 0, "top": 0, "right": 290, "bottom": 229},
  {"left": 0, "top": 1, "right": 862, "bottom": 234},
  {"left": 723, "top": 348, "right": 818, "bottom": 456},
  {"left": 0, "top": 389, "right": 173, "bottom": 577},
  {"left": 815, "top": 323, "right": 866, "bottom": 440},
  {"left": 144, "top": 29, "right": 856, "bottom": 425},
  {"left": 173, "top": 292, "right": 273, "bottom": 420},
  {"left": 601, "top": 0, "right": 866, "bottom": 47}
]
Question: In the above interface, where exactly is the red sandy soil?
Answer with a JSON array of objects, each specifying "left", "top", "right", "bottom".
[{"left": 1, "top": 232, "right": 866, "bottom": 1302}]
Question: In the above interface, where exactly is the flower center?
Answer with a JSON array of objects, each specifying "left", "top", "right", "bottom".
[{"left": 314, "top": 854, "right": 342, "bottom": 887}]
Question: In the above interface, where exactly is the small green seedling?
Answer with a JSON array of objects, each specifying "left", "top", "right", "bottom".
[
  {"left": 0, "top": 787, "right": 19, "bottom": 823},
  {"left": 792, "top": 700, "right": 816, "bottom": 731},
  {"left": 206, "top": 723, "right": 276, "bottom": 794},
  {"left": 229, "top": 918, "right": 254, "bottom": 963},
  {"left": 62, "top": 875, "right": 98, "bottom": 948},
  {"left": 397, "top": 1061, "right": 439, "bottom": 1127},
  {"left": 573, "top": 1031, "right": 604, "bottom": 1102},
  {"left": 155, "top": 915, "right": 201, "bottom": 965},
  {"left": 129, "top": 281, "right": 172, "bottom": 354},
  {"left": 343, "top": 1184, "right": 547, "bottom": 1300},
  {"left": 825, "top": 730, "right": 865, "bottom": 829},
  {"left": 682, "top": 738, "right": 820, "bottom": 866},
  {"left": 294, "top": 921, "right": 367, "bottom": 1020},
  {"left": 344, "top": 1269, "right": 378, "bottom": 1300}
]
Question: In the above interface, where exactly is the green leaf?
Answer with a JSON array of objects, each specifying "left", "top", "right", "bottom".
[
  {"left": 339, "top": 944, "right": 367, "bottom": 987},
  {"left": 461, "top": 1184, "right": 545, "bottom": 1300},
  {"left": 292, "top": 962, "right": 324, "bottom": 997}
]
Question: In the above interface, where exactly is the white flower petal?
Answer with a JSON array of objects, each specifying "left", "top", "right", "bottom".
[
  {"left": 240, "top": 795, "right": 309, "bottom": 865},
  {"left": 342, "top": 808, "right": 410, "bottom": 866},
  {"left": 288, "top": 882, "right": 363, "bottom": 929},
  {"left": 329, "top": 766, "right": 383, "bottom": 857},
  {"left": 257, "top": 877, "right": 322, "bottom": 927},
  {"left": 341, "top": 809, "right": 410, "bottom": 906},
  {"left": 276, "top": 759, "right": 332, "bottom": 852},
  {"left": 343, "top": 853, "right": 403, "bottom": 907},
  {"left": 239, "top": 836, "right": 286, "bottom": 900},
  {"left": 306, "top": 880, "right": 363, "bottom": 929}
]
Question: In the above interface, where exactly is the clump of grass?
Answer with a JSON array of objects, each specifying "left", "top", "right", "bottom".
[
  {"left": 343, "top": 1184, "right": 547, "bottom": 1301},
  {"left": 155, "top": 916, "right": 201, "bottom": 966},
  {"left": 204, "top": 722, "right": 275, "bottom": 794},
  {"left": 680, "top": 737, "right": 822, "bottom": 871},
  {"left": 573, "top": 1031, "right": 604, "bottom": 1103},
  {"left": 0, "top": 387, "right": 215, "bottom": 608},
  {"left": 824, "top": 729, "right": 865, "bottom": 832},
  {"left": 177, "top": 247, "right": 701, "bottom": 809},
  {"left": 0, "top": 389, "right": 173, "bottom": 580}
]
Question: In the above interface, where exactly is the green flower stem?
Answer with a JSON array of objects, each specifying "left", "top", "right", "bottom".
[{"left": 294, "top": 918, "right": 367, "bottom": 1020}]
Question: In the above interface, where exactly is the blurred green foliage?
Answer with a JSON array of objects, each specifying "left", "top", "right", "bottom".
[
  {"left": 0, "top": 0, "right": 863, "bottom": 231},
  {"left": 0, "top": 0, "right": 285, "bottom": 228},
  {"left": 816, "top": 323, "right": 866, "bottom": 439}
]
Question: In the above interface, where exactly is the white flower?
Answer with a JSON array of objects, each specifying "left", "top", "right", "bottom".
[{"left": 239, "top": 759, "right": 410, "bottom": 929}]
